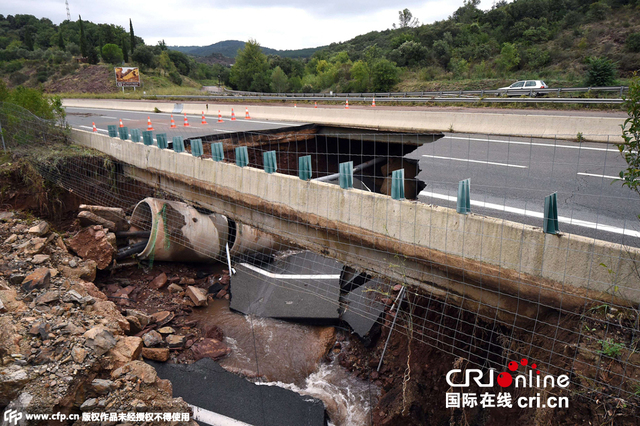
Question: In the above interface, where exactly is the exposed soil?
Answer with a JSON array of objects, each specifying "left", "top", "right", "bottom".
[{"left": 44, "top": 65, "right": 119, "bottom": 94}]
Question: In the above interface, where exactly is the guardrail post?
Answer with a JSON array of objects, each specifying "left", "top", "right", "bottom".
[
  {"left": 235, "top": 146, "right": 249, "bottom": 168},
  {"left": 211, "top": 142, "right": 224, "bottom": 162},
  {"left": 191, "top": 139, "right": 203, "bottom": 157},
  {"left": 108, "top": 125, "right": 118, "bottom": 138},
  {"left": 118, "top": 126, "right": 129, "bottom": 140},
  {"left": 391, "top": 169, "right": 405, "bottom": 200},
  {"left": 299, "top": 155, "right": 312, "bottom": 181},
  {"left": 543, "top": 192, "right": 559, "bottom": 234},
  {"left": 142, "top": 130, "right": 153, "bottom": 146},
  {"left": 172, "top": 136, "right": 185, "bottom": 153},
  {"left": 457, "top": 179, "right": 471, "bottom": 214},
  {"left": 339, "top": 161, "right": 353, "bottom": 189},
  {"left": 156, "top": 133, "right": 168, "bottom": 149},
  {"left": 263, "top": 150, "right": 277, "bottom": 174},
  {"left": 130, "top": 129, "right": 141, "bottom": 143}
]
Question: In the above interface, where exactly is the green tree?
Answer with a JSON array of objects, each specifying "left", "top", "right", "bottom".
[
  {"left": 57, "top": 31, "right": 65, "bottom": 50},
  {"left": 79, "top": 15, "right": 88, "bottom": 57},
  {"left": 129, "top": 19, "right": 136, "bottom": 54},
  {"left": 394, "top": 9, "right": 419, "bottom": 29},
  {"left": 23, "top": 26, "right": 34, "bottom": 51},
  {"left": 101, "top": 43, "right": 123, "bottom": 64},
  {"left": 229, "top": 39, "right": 270, "bottom": 91},
  {"left": 371, "top": 58, "right": 399, "bottom": 91},
  {"left": 132, "top": 45, "right": 156, "bottom": 70},
  {"left": 619, "top": 74, "right": 640, "bottom": 199},
  {"left": 270, "top": 66, "right": 289, "bottom": 93},
  {"left": 584, "top": 57, "right": 617, "bottom": 86},
  {"left": 121, "top": 36, "right": 128, "bottom": 62},
  {"left": 496, "top": 42, "right": 520, "bottom": 74}
]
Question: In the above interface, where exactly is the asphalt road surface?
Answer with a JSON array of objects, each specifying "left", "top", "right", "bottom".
[{"left": 65, "top": 106, "right": 639, "bottom": 248}]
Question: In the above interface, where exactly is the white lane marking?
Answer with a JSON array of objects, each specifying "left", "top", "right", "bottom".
[
  {"left": 240, "top": 263, "right": 341, "bottom": 280},
  {"left": 66, "top": 107, "right": 297, "bottom": 127},
  {"left": 577, "top": 172, "right": 619, "bottom": 180},
  {"left": 79, "top": 125, "right": 107, "bottom": 133},
  {"left": 420, "top": 190, "right": 640, "bottom": 238},
  {"left": 421, "top": 154, "right": 527, "bottom": 168},
  {"left": 101, "top": 116, "right": 117, "bottom": 119},
  {"left": 444, "top": 136, "right": 619, "bottom": 152},
  {"left": 189, "top": 405, "right": 252, "bottom": 426}
]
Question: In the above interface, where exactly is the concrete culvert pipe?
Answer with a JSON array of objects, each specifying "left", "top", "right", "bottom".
[{"left": 129, "top": 198, "right": 277, "bottom": 263}]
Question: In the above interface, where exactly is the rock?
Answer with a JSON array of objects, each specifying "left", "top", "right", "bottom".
[
  {"left": 0, "top": 365, "right": 30, "bottom": 406},
  {"left": 67, "top": 226, "right": 115, "bottom": 270},
  {"left": 165, "top": 334, "right": 186, "bottom": 348},
  {"left": 28, "top": 221, "right": 50, "bottom": 236},
  {"left": 150, "top": 311, "right": 173, "bottom": 326},
  {"left": 142, "top": 330, "right": 163, "bottom": 348},
  {"left": 204, "top": 325, "right": 224, "bottom": 341},
  {"left": 71, "top": 346, "right": 87, "bottom": 363},
  {"left": 168, "top": 283, "right": 183, "bottom": 293},
  {"left": 77, "top": 211, "right": 116, "bottom": 231},
  {"left": 108, "top": 336, "right": 143, "bottom": 365},
  {"left": 88, "top": 300, "right": 130, "bottom": 333},
  {"left": 35, "top": 290, "right": 60, "bottom": 305},
  {"left": 207, "top": 282, "right": 224, "bottom": 295},
  {"left": 24, "top": 239, "right": 46, "bottom": 256},
  {"left": 126, "top": 316, "right": 143, "bottom": 334},
  {"left": 83, "top": 327, "right": 117, "bottom": 356},
  {"left": 62, "top": 289, "right": 94, "bottom": 305},
  {"left": 179, "top": 277, "right": 195, "bottom": 285},
  {"left": 0, "top": 317, "right": 22, "bottom": 359},
  {"left": 0, "top": 211, "right": 15, "bottom": 221},
  {"left": 8, "top": 273, "right": 25, "bottom": 285},
  {"left": 64, "top": 323, "right": 85, "bottom": 335},
  {"left": 0, "top": 289, "right": 27, "bottom": 313},
  {"left": 60, "top": 260, "right": 97, "bottom": 282},
  {"left": 68, "top": 259, "right": 77, "bottom": 268},
  {"left": 149, "top": 272, "right": 168, "bottom": 289},
  {"left": 190, "top": 338, "right": 231, "bottom": 361},
  {"left": 91, "top": 379, "right": 116, "bottom": 395},
  {"left": 80, "top": 398, "right": 98, "bottom": 411},
  {"left": 125, "top": 309, "right": 152, "bottom": 327},
  {"left": 111, "top": 360, "right": 158, "bottom": 384},
  {"left": 79, "top": 205, "right": 128, "bottom": 231},
  {"left": 21, "top": 267, "right": 51, "bottom": 292},
  {"left": 215, "top": 289, "right": 227, "bottom": 299},
  {"left": 186, "top": 286, "right": 207, "bottom": 307},
  {"left": 4, "top": 234, "right": 17, "bottom": 244},
  {"left": 0, "top": 298, "right": 4, "bottom": 313},
  {"left": 141, "top": 347, "right": 170, "bottom": 362},
  {"left": 157, "top": 327, "right": 175, "bottom": 335},
  {"left": 78, "top": 281, "right": 109, "bottom": 301}
]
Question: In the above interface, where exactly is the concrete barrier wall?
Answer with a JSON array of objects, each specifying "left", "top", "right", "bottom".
[
  {"left": 71, "top": 128, "right": 640, "bottom": 306},
  {"left": 63, "top": 99, "right": 625, "bottom": 143}
]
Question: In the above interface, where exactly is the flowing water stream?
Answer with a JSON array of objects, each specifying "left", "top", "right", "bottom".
[{"left": 189, "top": 299, "right": 378, "bottom": 425}]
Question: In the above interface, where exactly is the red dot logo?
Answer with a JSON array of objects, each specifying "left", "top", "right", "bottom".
[
  {"left": 497, "top": 372, "right": 513, "bottom": 387},
  {"left": 508, "top": 361, "right": 519, "bottom": 371},
  {"left": 521, "top": 358, "right": 528, "bottom": 366}
]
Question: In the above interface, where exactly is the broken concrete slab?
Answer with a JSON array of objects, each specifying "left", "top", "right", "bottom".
[
  {"left": 230, "top": 251, "right": 342, "bottom": 321},
  {"left": 149, "top": 358, "right": 327, "bottom": 426},
  {"left": 340, "top": 277, "right": 385, "bottom": 340},
  {"left": 186, "top": 286, "right": 207, "bottom": 307}
]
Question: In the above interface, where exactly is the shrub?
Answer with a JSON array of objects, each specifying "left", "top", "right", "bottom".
[
  {"left": 168, "top": 71, "right": 182, "bottom": 86},
  {"left": 626, "top": 32, "right": 640, "bottom": 53},
  {"left": 584, "top": 57, "right": 617, "bottom": 86},
  {"left": 101, "top": 43, "right": 123, "bottom": 65}
]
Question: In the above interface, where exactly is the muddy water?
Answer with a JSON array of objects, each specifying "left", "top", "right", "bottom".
[{"left": 188, "top": 299, "right": 378, "bottom": 425}]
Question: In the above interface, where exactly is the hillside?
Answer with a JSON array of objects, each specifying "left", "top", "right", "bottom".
[{"left": 169, "top": 40, "right": 321, "bottom": 59}]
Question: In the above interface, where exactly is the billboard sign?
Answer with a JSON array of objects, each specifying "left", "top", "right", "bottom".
[{"left": 114, "top": 67, "right": 141, "bottom": 87}]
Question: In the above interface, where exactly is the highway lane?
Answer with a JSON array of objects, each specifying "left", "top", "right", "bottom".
[{"left": 409, "top": 133, "right": 639, "bottom": 247}]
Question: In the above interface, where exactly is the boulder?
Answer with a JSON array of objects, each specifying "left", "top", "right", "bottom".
[
  {"left": 21, "top": 267, "right": 51, "bottom": 292},
  {"left": 27, "top": 221, "right": 49, "bottom": 236},
  {"left": 141, "top": 347, "right": 170, "bottom": 362},
  {"left": 83, "top": 327, "right": 117, "bottom": 356},
  {"left": 108, "top": 336, "right": 143, "bottom": 365},
  {"left": 111, "top": 360, "right": 158, "bottom": 384},
  {"left": 91, "top": 379, "right": 116, "bottom": 395},
  {"left": 61, "top": 260, "right": 97, "bottom": 282},
  {"left": 190, "top": 338, "right": 231, "bottom": 361},
  {"left": 0, "top": 288, "right": 26, "bottom": 313},
  {"left": 0, "top": 365, "right": 30, "bottom": 406},
  {"left": 142, "top": 330, "right": 163, "bottom": 348},
  {"left": 67, "top": 226, "right": 116, "bottom": 270},
  {"left": 71, "top": 346, "right": 87, "bottom": 363},
  {"left": 88, "top": 300, "right": 130, "bottom": 333}
]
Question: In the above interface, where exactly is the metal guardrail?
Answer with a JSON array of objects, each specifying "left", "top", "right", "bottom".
[{"left": 144, "top": 85, "right": 629, "bottom": 104}]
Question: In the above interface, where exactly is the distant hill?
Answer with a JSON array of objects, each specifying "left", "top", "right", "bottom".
[{"left": 169, "top": 40, "right": 321, "bottom": 59}]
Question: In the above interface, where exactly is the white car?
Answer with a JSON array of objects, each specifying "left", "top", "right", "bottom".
[{"left": 498, "top": 80, "right": 548, "bottom": 96}]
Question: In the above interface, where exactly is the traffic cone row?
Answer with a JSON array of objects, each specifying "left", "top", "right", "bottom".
[
  {"left": 201, "top": 111, "right": 207, "bottom": 124},
  {"left": 183, "top": 113, "right": 190, "bottom": 127},
  {"left": 245, "top": 107, "right": 251, "bottom": 119},
  {"left": 147, "top": 117, "right": 154, "bottom": 131},
  {"left": 92, "top": 122, "right": 97, "bottom": 132},
  {"left": 170, "top": 115, "right": 177, "bottom": 128}
]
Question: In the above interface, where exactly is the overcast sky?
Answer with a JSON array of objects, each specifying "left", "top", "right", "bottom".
[{"left": 3, "top": 0, "right": 500, "bottom": 50}]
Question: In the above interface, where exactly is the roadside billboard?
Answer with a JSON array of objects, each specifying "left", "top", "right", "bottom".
[{"left": 114, "top": 67, "right": 141, "bottom": 87}]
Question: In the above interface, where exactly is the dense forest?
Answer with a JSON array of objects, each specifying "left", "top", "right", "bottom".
[{"left": 1, "top": 0, "right": 640, "bottom": 94}]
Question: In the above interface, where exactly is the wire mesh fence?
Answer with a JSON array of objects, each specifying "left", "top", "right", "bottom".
[{"left": 3, "top": 103, "right": 640, "bottom": 415}]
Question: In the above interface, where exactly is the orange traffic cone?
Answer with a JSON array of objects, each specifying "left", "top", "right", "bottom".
[
  {"left": 294, "top": 103, "right": 297, "bottom": 108},
  {"left": 147, "top": 117, "right": 154, "bottom": 131},
  {"left": 201, "top": 111, "right": 207, "bottom": 124},
  {"left": 231, "top": 109, "right": 236, "bottom": 121},
  {"left": 170, "top": 115, "right": 177, "bottom": 128},
  {"left": 345, "top": 99, "right": 349, "bottom": 109},
  {"left": 183, "top": 114, "right": 190, "bottom": 127},
  {"left": 92, "top": 122, "right": 97, "bottom": 132},
  {"left": 245, "top": 107, "right": 251, "bottom": 119},
  {"left": 119, "top": 119, "right": 124, "bottom": 128},
  {"left": 314, "top": 102, "right": 317, "bottom": 108},
  {"left": 372, "top": 98, "right": 376, "bottom": 107},
  {"left": 217, "top": 110, "right": 223, "bottom": 123}
]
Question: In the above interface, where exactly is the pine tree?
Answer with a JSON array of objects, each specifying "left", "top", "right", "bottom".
[
  {"left": 79, "top": 15, "right": 87, "bottom": 57},
  {"left": 129, "top": 19, "right": 135, "bottom": 54},
  {"left": 57, "top": 31, "right": 65, "bottom": 50}
]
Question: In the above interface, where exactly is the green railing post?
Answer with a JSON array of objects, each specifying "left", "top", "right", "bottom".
[
  {"left": 263, "top": 150, "right": 277, "bottom": 174},
  {"left": 391, "top": 169, "right": 405, "bottom": 200},
  {"left": 299, "top": 155, "right": 312, "bottom": 180},
  {"left": 172, "top": 136, "right": 184, "bottom": 153},
  {"left": 130, "top": 128, "right": 141, "bottom": 143},
  {"left": 211, "top": 142, "right": 224, "bottom": 162},
  {"left": 142, "top": 130, "right": 153, "bottom": 146},
  {"left": 235, "top": 146, "right": 249, "bottom": 167},
  {"left": 339, "top": 161, "right": 353, "bottom": 189},
  {"left": 191, "top": 139, "right": 203, "bottom": 157},
  {"left": 544, "top": 192, "right": 559, "bottom": 234},
  {"left": 457, "top": 179, "right": 471, "bottom": 214},
  {"left": 156, "top": 133, "right": 168, "bottom": 149}
]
